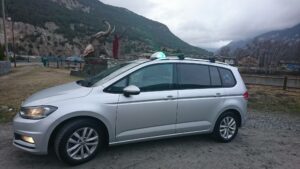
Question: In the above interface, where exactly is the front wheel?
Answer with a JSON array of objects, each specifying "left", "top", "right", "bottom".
[
  {"left": 54, "top": 119, "right": 105, "bottom": 165},
  {"left": 213, "top": 112, "right": 238, "bottom": 142}
]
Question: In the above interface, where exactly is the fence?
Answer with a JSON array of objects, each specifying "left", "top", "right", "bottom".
[
  {"left": 44, "top": 56, "right": 84, "bottom": 70},
  {"left": 238, "top": 66, "right": 300, "bottom": 76},
  {"left": 47, "top": 60, "right": 84, "bottom": 70},
  {"left": 242, "top": 74, "right": 300, "bottom": 89},
  {"left": 12, "top": 55, "right": 84, "bottom": 70}
]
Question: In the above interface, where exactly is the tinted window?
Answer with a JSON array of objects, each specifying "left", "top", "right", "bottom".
[
  {"left": 177, "top": 64, "right": 210, "bottom": 89},
  {"left": 129, "top": 64, "right": 174, "bottom": 92},
  {"left": 219, "top": 68, "right": 236, "bottom": 87},
  {"left": 209, "top": 66, "right": 221, "bottom": 86}
]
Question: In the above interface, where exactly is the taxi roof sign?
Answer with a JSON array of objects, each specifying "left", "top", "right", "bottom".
[{"left": 150, "top": 52, "right": 166, "bottom": 60}]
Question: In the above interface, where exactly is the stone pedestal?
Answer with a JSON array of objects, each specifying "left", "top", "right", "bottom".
[{"left": 70, "top": 58, "right": 108, "bottom": 77}]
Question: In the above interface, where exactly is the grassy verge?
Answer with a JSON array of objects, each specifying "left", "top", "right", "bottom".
[
  {"left": 0, "top": 65, "right": 80, "bottom": 122},
  {"left": 247, "top": 84, "right": 300, "bottom": 115}
]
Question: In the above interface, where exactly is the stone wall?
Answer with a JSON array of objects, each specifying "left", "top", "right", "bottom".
[{"left": 0, "top": 61, "right": 11, "bottom": 76}]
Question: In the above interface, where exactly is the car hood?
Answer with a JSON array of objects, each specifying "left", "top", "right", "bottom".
[{"left": 22, "top": 82, "right": 92, "bottom": 106}]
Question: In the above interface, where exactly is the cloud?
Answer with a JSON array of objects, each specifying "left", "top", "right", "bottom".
[{"left": 101, "top": 0, "right": 300, "bottom": 49}]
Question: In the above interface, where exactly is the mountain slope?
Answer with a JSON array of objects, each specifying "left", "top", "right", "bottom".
[
  {"left": 218, "top": 23, "right": 300, "bottom": 66},
  {"left": 258, "top": 23, "right": 300, "bottom": 40},
  {"left": 1, "top": 0, "right": 211, "bottom": 56}
]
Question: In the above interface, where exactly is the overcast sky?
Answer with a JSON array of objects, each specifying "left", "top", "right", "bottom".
[{"left": 101, "top": 0, "right": 300, "bottom": 49}]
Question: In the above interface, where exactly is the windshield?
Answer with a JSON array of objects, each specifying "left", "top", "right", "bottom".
[{"left": 77, "top": 61, "right": 144, "bottom": 87}]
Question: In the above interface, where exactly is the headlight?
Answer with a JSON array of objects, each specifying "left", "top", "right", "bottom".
[{"left": 19, "top": 106, "right": 57, "bottom": 119}]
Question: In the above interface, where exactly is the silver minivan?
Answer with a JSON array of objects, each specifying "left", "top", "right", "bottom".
[{"left": 13, "top": 54, "right": 248, "bottom": 165}]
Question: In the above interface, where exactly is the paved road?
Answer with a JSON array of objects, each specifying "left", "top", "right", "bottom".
[{"left": 0, "top": 111, "right": 299, "bottom": 169}]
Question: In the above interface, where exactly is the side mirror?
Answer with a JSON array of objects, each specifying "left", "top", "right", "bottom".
[{"left": 123, "top": 85, "right": 140, "bottom": 97}]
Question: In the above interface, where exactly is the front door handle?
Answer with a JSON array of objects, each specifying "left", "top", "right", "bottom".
[{"left": 216, "top": 93, "right": 221, "bottom": 97}]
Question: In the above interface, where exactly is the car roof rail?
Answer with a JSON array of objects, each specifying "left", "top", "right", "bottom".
[
  {"left": 149, "top": 52, "right": 228, "bottom": 65},
  {"left": 182, "top": 57, "right": 229, "bottom": 65}
]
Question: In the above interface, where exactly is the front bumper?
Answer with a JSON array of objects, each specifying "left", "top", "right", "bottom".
[{"left": 13, "top": 114, "right": 50, "bottom": 155}]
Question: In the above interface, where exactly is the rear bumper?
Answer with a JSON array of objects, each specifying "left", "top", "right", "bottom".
[{"left": 240, "top": 111, "right": 248, "bottom": 127}]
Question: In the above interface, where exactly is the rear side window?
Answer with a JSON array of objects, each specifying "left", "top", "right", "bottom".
[
  {"left": 177, "top": 64, "right": 210, "bottom": 89},
  {"left": 209, "top": 66, "right": 221, "bottom": 87},
  {"left": 218, "top": 68, "right": 236, "bottom": 87}
]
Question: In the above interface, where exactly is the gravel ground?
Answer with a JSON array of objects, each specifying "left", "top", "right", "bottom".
[{"left": 0, "top": 111, "right": 299, "bottom": 169}]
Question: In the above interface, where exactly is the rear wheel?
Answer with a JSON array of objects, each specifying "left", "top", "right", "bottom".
[
  {"left": 54, "top": 119, "right": 105, "bottom": 165},
  {"left": 213, "top": 112, "right": 238, "bottom": 142}
]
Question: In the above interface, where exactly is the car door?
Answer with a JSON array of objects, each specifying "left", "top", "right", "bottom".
[
  {"left": 176, "top": 63, "right": 224, "bottom": 133},
  {"left": 113, "top": 63, "right": 178, "bottom": 141}
]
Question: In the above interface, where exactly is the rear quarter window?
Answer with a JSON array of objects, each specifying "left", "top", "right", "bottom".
[{"left": 218, "top": 68, "right": 236, "bottom": 87}]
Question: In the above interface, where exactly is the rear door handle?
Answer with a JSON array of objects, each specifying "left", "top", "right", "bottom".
[
  {"left": 216, "top": 93, "right": 221, "bottom": 97},
  {"left": 165, "top": 95, "right": 175, "bottom": 100}
]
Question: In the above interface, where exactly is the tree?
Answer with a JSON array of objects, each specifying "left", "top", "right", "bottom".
[{"left": 0, "top": 44, "right": 5, "bottom": 60}]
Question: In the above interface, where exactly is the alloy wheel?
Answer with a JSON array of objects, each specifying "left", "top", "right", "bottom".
[
  {"left": 219, "top": 116, "right": 237, "bottom": 140},
  {"left": 66, "top": 127, "right": 99, "bottom": 160}
]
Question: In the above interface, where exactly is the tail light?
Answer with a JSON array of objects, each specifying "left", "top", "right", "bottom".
[{"left": 243, "top": 91, "right": 249, "bottom": 100}]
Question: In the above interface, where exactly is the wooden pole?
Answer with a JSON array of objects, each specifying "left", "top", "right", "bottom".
[{"left": 283, "top": 76, "right": 287, "bottom": 90}]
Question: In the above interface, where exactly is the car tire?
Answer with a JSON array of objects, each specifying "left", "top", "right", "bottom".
[
  {"left": 213, "top": 112, "right": 238, "bottom": 143},
  {"left": 54, "top": 119, "right": 105, "bottom": 165}
]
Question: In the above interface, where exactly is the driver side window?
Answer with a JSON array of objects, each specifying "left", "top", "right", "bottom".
[
  {"left": 105, "top": 64, "right": 174, "bottom": 93},
  {"left": 129, "top": 64, "right": 174, "bottom": 92}
]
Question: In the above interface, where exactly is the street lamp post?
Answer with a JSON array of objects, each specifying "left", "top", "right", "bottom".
[
  {"left": 12, "top": 19, "right": 15, "bottom": 67},
  {"left": 2, "top": 0, "right": 9, "bottom": 60}
]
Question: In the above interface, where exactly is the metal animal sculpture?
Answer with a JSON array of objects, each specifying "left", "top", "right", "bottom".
[
  {"left": 83, "top": 20, "right": 115, "bottom": 58},
  {"left": 81, "top": 20, "right": 115, "bottom": 77}
]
